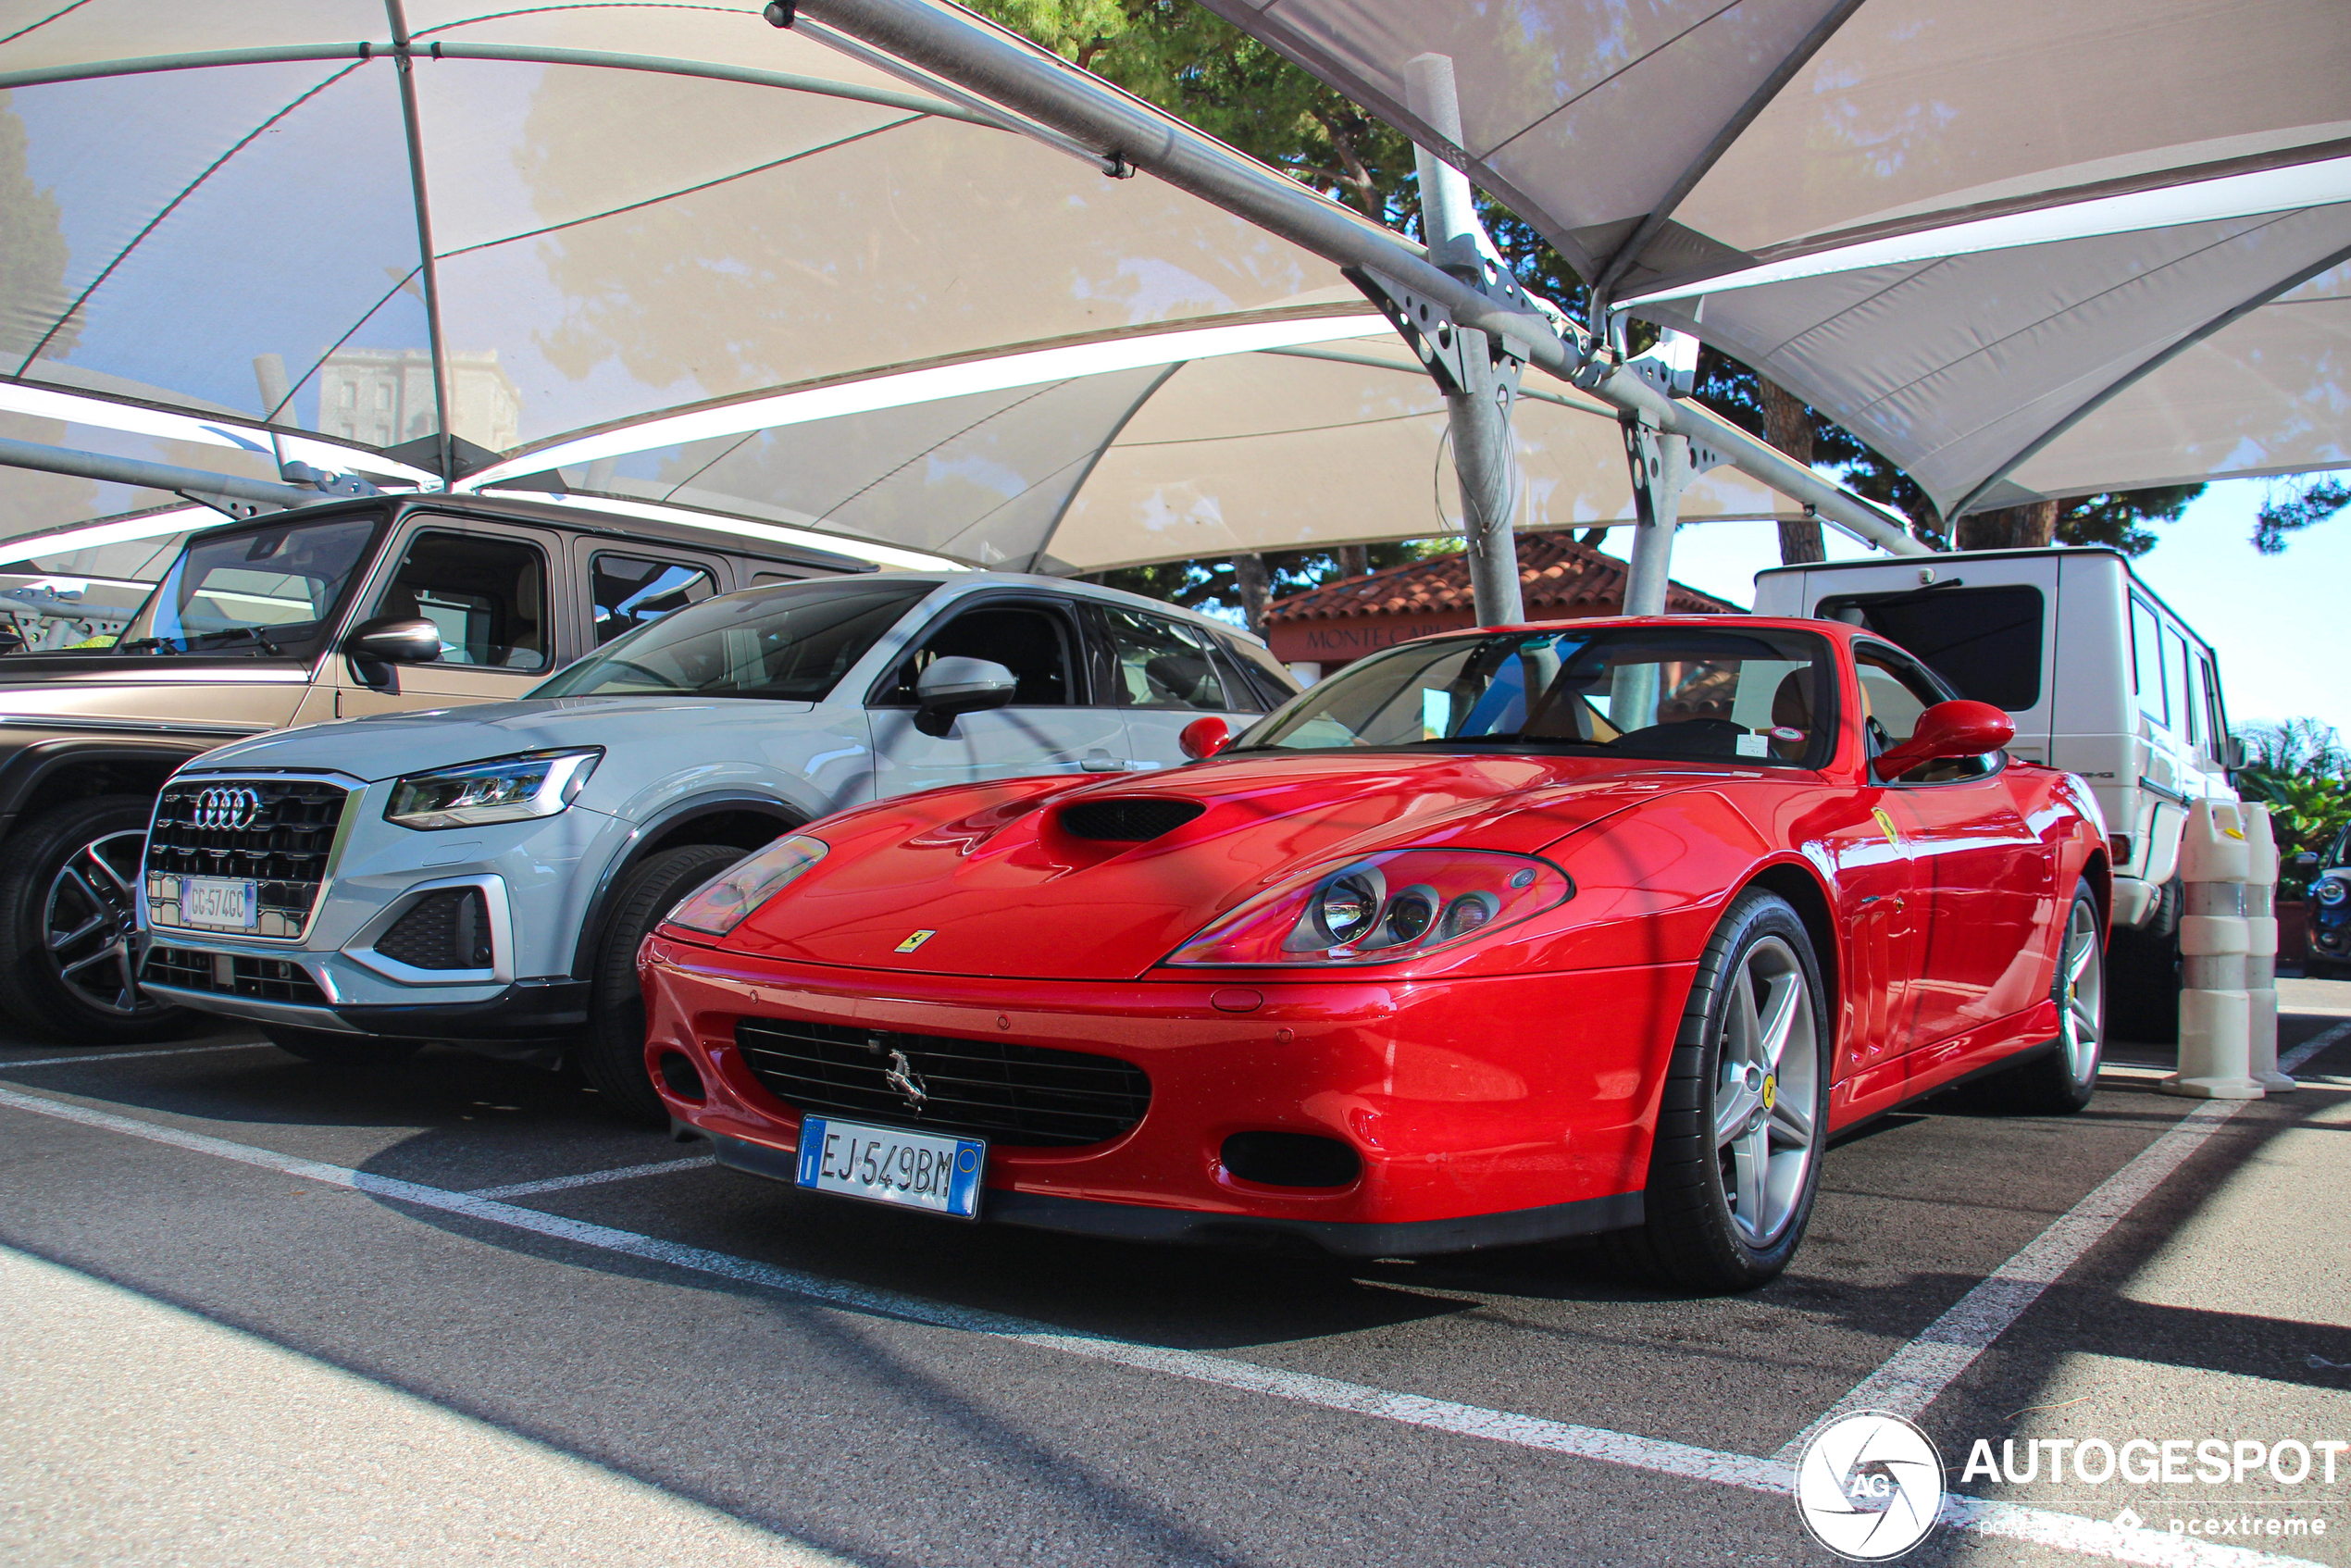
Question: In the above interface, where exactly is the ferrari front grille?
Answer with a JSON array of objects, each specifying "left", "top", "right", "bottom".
[
  {"left": 732, "top": 1017, "right": 1151, "bottom": 1149},
  {"left": 1057, "top": 797, "right": 1204, "bottom": 841}
]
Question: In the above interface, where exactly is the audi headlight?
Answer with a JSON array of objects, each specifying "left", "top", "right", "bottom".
[
  {"left": 664, "top": 833, "right": 828, "bottom": 937},
  {"left": 1164, "top": 849, "right": 1573, "bottom": 966},
  {"left": 2318, "top": 877, "right": 2349, "bottom": 907},
  {"left": 384, "top": 749, "right": 602, "bottom": 830}
]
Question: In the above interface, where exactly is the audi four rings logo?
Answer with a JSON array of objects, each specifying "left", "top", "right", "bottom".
[{"left": 192, "top": 787, "right": 262, "bottom": 830}]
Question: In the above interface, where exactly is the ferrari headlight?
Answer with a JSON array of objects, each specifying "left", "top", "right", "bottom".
[
  {"left": 1164, "top": 850, "right": 1572, "bottom": 967},
  {"left": 384, "top": 749, "right": 601, "bottom": 830},
  {"left": 2318, "top": 877, "right": 2348, "bottom": 906},
  {"left": 664, "top": 833, "right": 829, "bottom": 937}
]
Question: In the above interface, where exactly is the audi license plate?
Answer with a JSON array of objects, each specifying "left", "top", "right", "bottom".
[
  {"left": 794, "top": 1114, "right": 985, "bottom": 1219},
  {"left": 172, "top": 875, "right": 257, "bottom": 932}
]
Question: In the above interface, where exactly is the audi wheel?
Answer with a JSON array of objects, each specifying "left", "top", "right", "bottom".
[{"left": 0, "top": 794, "right": 195, "bottom": 1044}]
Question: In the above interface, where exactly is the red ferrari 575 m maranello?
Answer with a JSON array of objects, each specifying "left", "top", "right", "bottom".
[{"left": 640, "top": 616, "right": 2108, "bottom": 1291}]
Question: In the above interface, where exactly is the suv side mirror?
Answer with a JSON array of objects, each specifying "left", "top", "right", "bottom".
[
  {"left": 342, "top": 616, "right": 442, "bottom": 691},
  {"left": 1873, "top": 699, "right": 2014, "bottom": 782},
  {"left": 912, "top": 656, "right": 1017, "bottom": 738},
  {"left": 2223, "top": 734, "right": 2247, "bottom": 770}
]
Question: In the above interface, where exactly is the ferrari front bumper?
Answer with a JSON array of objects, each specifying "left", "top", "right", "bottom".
[{"left": 640, "top": 934, "right": 1690, "bottom": 1256}]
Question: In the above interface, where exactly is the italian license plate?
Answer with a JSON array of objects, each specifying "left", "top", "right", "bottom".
[
  {"left": 172, "top": 875, "right": 257, "bottom": 931},
  {"left": 795, "top": 1114, "right": 985, "bottom": 1219}
]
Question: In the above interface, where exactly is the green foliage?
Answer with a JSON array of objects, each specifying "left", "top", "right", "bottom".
[
  {"left": 2234, "top": 718, "right": 2351, "bottom": 898},
  {"left": 2252, "top": 475, "right": 2351, "bottom": 555},
  {"left": 1090, "top": 541, "right": 1445, "bottom": 617}
]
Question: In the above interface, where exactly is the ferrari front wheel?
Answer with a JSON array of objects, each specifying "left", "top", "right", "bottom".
[{"left": 1611, "top": 888, "right": 1829, "bottom": 1294}]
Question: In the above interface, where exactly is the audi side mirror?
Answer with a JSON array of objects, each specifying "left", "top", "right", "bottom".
[
  {"left": 912, "top": 656, "right": 1017, "bottom": 738},
  {"left": 2295, "top": 851, "right": 2321, "bottom": 867},
  {"left": 1179, "top": 716, "right": 1232, "bottom": 760},
  {"left": 342, "top": 616, "right": 442, "bottom": 691},
  {"left": 1873, "top": 699, "right": 2014, "bottom": 782}
]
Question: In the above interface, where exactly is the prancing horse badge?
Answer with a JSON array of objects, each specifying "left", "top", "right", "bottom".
[{"left": 894, "top": 929, "right": 937, "bottom": 953}]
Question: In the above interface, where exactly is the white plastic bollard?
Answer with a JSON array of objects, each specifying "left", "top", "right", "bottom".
[
  {"left": 2242, "top": 803, "right": 2295, "bottom": 1092},
  {"left": 2160, "top": 799, "right": 2262, "bottom": 1100}
]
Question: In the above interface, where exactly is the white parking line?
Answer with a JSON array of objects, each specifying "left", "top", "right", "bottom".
[
  {"left": 469, "top": 1155, "right": 715, "bottom": 1199},
  {"left": 0, "top": 1041, "right": 275, "bottom": 1071},
  {"left": 1778, "top": 1023, "right": 2351, "bottom": 1464},
  {"left": 0, "top": 1080, "right": 2319, "bottom": 1566}
]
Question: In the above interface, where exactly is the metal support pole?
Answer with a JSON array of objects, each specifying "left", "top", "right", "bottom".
[
  {"left": 0, "top": 438, "right": 320, "bottom": 511},
  {"left": 790, "top": 0, "right": 1929, "bottom": 557},
  {"left": 1622, "top": 418, "right": 1688, "bottom": 616},
  {"left": 1406, "top": 55, "right": 1522, "bottom": 628}
]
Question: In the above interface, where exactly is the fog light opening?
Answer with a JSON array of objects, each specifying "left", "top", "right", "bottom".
[
  {"left": 1220, "top": 1131, "right": 1360, "bottom": 1189},
  {"left": 657, "top": 1051, "right": 706, "bottom": 1102}
]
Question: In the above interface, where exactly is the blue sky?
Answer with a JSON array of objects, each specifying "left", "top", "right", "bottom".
[{"left": 1651, "top": 476, "right": 2351, "bottom": 744}]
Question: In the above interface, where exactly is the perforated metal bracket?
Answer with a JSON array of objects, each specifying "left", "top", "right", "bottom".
[
  {"left": 175, "top": 489, "right": 288, "bottom": 521},
  {"left": 1347, "top": 264, "right": 1527, "bottom": 406},
  {"left": 1623, "top": 326, "right": 1700, "bottom": 399}
]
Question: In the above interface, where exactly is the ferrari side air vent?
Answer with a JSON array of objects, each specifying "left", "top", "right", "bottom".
[{"left": 1058, "top": 797, "right": 1206, "bottom": 842}]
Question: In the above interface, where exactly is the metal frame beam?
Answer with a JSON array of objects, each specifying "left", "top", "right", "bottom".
[
  {"left": 0, "top": 439, "right": 325, "bottom": 511},
  {"left": 790, "top": 0, "right": 1929, "bottom": 559}
]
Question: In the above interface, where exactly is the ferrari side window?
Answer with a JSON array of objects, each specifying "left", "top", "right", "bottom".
[{"left": 1856, "top": 645, "right": 1991, "bottom": 782}]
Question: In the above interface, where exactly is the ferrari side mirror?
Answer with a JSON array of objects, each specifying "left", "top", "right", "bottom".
[
  {"left": 341, "top": 616, "right": 442, "bottom": 691},
  {"left": 913, "top": 656, "right": 1017, "bottom": 738},
  {"left": 1873, "top": 699, "right": 2014, "bottom": 782},
  {"left": 1179, "top": 716, "right": 1232, "bottom": 760}
]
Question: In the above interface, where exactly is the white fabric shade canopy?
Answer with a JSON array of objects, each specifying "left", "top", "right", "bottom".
[
  {"left": 0, "top": 0, "right": 1799, "bottom": 576},
  {"left": 1200, "top": 0, "right": 2351, "bottom": 515}
]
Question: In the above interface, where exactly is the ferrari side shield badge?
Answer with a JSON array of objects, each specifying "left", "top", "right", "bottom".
[
  {"left": 895, "top": 929, "right": 937, "bottom": 953},
  {"left": 1872, "top": 808, "right": 1901, "bottom": 847}
]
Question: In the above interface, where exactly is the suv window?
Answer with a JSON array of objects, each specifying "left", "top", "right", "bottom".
[
  {"left": 2131, "top": 598, "right": 2167, "bottom": 728},
  {"left": 373, "top": 530, "right": 549, "bottom": 671},
  {"left": 1101, "top": 606, "right": 1236, "bottom": 711},
  {"left": 535, "top": 579, "right": 931, "bottom": 702},
  {"left": 117, "top": 512, "right": 380, "bottom": 655},
  {"left": 875, "top": 604, "right": 1076, "bottom": 706},
  {"left": 1816, "top": 584, "right": 2043, "bottom": 710},
  {"left": 592, "top": 554, "right": 716, "bottom": 645},
  {"left": 1855, "top": 642, "right": 1991, "bottom": 781}
]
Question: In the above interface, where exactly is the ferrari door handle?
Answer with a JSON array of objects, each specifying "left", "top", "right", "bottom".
[{"left": 1080, "top": 752, "right": 1125, "bottom": 772}]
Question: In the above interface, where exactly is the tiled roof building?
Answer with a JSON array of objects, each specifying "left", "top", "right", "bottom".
[{"left": 1263, "top": 530, "right": 1739, "bottom": 674}]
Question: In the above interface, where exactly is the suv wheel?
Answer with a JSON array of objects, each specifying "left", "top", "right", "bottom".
[
  {"left": 0, "top": 795, "right": 193, "bottom": 1044},
  {"left": 579, "top": 843, "right": 753, "bottom": 1126}
]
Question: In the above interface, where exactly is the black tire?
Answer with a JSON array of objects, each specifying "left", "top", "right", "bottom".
[
  {"left": 578, "top": 843, "right": 751, "bottom": 1126},
  {"left": 259, "top": 1023, "right": 426, "bottom": 1068},
  {"left": 1983, "top": 879, "right": 2106, "bottom": 1114},
  {"left": 0, "top": 794, "right": 194, "bottom": 1044},
  {"left": 1607, "top": 889, "right": 1831, "bottom": 1294},
  {"left": 2108, "top": 877, "right": 2181, "bottom": 1042}
]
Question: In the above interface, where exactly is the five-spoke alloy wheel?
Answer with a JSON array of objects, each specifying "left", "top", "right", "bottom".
[
  {"left": 0, "top": 794, "right": 192, "bottom": 1043},
  {"left": 1611, "top": 888, "right": 1830, "bottom": 1293}
]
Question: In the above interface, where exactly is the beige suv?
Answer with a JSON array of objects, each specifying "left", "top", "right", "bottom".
[{"left": 0, "top": 493, "right": 864, "bottom": 1043}]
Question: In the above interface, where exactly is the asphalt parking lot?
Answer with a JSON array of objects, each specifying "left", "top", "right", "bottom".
[{"left": 3, "top": 986, "right": 2347, "bottom": 1568}]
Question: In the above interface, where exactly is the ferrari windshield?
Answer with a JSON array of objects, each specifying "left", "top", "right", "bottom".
[
  {"left": 116, "top": 512, "right": 381, "bottom": 655},
  {"left": 1243, "top": 626, "right": 1838, "bottom": 767},
  {"left": 532, "top": 578, "right": 933, "bottom": 702}
]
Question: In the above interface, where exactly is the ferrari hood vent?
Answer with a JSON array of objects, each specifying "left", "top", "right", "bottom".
[{"left": 1058, "top": 796, "right": 1206, "bottom": 842}]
